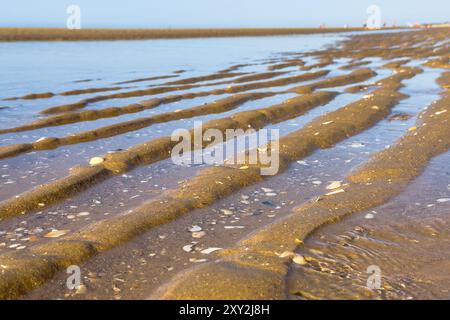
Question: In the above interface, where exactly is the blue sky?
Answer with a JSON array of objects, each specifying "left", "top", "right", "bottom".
[{"left": 1, "top": 0, "right": 448, "bottom": 28}]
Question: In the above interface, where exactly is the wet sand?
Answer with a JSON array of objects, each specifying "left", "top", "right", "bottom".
[{"left": 0, "top": 27, "right": 449, "bottom": 300}]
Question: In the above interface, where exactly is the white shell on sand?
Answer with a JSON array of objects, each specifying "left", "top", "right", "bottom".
[
  {"left": 220, "top": 209, "right": 233, "bottom": 216},
  {"left": 201, "top": 247, "right": 222, "bottom": 254},
  {"left": 279, "top": 251, "right": 295, "bottom": 258},
  {"left": 192, "top": 231, "right": 206, "bottom": 238},
  {"left": 44, "top": 229, "right": 69, "bottom": 238},
  {"left": 292, "top": 254, "right": 307, "bottom": 265},
  {"left": 325, "top": 189, "right": 345, "bottom": 196},
  {"left": 365, "top": 213, "right": 375, "bottom": 219},
  {"left": 189, "top": 225, "right": 202, "bottom": 232},
  {"left": 89, "top": 157, "right": 104, "bottom": 166},
  {"left": 182, "top": 244, "right": 195, "bottom": 253},
  {"left": 326, "top": 181, "right": 342, "bottom": 190}
]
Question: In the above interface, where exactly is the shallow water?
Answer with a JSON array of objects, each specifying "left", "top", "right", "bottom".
[
  {"left": 0, "top": 32, "right": 358, "bottom": 198},
  {"left": 287, "top": 150, "right": 450, "bottom": 300},
  {"left": 0, "top": 34, "right": 342, "bottom": 118}
]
